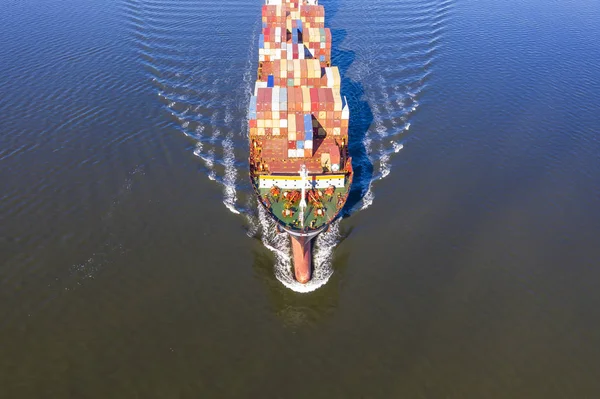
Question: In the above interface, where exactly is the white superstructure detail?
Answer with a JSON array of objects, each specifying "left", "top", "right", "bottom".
[{"left": 258, "top": 175, "right": 345, "bottom": 189}]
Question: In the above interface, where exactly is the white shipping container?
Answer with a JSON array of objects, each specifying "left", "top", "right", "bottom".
[
  {"left": 280, "top": 118, "right": 288, "bottom": 128},
  {"left": 332, "top": 67, "right": 341, "bottom": 86},
  {"left": 325, "top": 68, "right": 334, "bottom": 88},
  {"left": 288, "top": 149, "right": 297, "bottom": 158},
  {"left": 333, "top": 91, "right": 343, "bottom": 111},
  {"left": 304, "top": 140, "right": 313, "bottom": 149},
  {"left": 296, "top": 149, "right": 305, "bottom": 158}
]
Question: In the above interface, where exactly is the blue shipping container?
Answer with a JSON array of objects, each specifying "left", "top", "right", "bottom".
[
  {"left": 303, "top": 114, "right": 312, "bottom": 127},
  {"left": 267, "top": 75, "right": 274, "bottom": 88},
  {"left": 305, "top": 129, "right": 313, "bottom": 141}
]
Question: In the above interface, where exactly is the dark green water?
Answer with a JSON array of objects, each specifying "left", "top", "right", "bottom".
[{"left": 2, "top": 0, "right": 600, "bottom": 397}]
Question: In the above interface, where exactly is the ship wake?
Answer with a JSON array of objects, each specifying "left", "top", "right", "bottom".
[
  {"left": 254, "top": 206, "right": 338, "bottom": 293},
  {"left": 339, "top": 0, "right": 455, "bottom": 213},
  {"left": 123, "top": 0, "right": 454, "bottom": 291}
]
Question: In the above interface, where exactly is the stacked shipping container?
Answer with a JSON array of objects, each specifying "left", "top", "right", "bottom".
[
  {"left": 258, "top": 59, "right": 340, "bottom": 88},
  {"left": 259, "top": 8, "right": 330, "bottom": 66},
  {"left": 250, "top": 0, "right": 349, "bottom": 161}
]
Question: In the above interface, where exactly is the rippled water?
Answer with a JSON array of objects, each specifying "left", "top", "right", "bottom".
[{"left": 2, "top": 0, "right": 600, "bottom": 396}]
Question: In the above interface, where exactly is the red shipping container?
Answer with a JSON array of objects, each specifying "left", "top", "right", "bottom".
[
  {"left": 257, "top": 89, "right": 264, "bottom": 112},
  {"left": 326, "top": 90, "right": 334, "bottom": 111},
  {"left": 318, "top": 88, "right": 325, "bottom": 109}
]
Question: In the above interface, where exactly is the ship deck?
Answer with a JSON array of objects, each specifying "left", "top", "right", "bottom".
[{"left": 256, "top": 183, "right": 348, "bottom": 231}]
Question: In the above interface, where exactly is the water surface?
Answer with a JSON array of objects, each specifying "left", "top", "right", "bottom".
[{"left": 1, "top": 0, "right": 600, "bottom": 397}]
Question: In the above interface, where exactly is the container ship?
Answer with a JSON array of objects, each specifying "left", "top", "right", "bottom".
[{"left": 249, "top": 0, "right": 352, "bottom": 283}]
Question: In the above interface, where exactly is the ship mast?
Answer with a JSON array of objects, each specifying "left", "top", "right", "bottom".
[{"left": 298, "top": 164, "right": 308, "bottom": 228}]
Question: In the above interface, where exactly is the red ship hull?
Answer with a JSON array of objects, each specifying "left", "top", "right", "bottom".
[{"left": 290, "top": 233, "right": 312, "bottom": 284}]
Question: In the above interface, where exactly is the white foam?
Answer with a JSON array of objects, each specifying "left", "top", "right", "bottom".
[
  {"left": 393, "top": 142, "right": 404, "bottom": 153},
  {"left": 224, "top": 202, "right": 241, "bottom": 215},
  {"left": 193, "top": 141, "right": 203, "bottom": 156},
  {"left": 255, "top": 204, "right": 336, "bottom": 293},
  {"left": 221, "top": 134, "right": 239, "bottom": 214},
  {"left": 361, "top": 186, "right": 375, "bottom": 210},
  {"left": 203, "top": 148, "right": 215, "bottom": 169},
  {"left": 276, "top": 221, "right": 339, "bottom": 293},
  {"left": 379, "top": 152, "right": 391, "bottom": 179},
  {"left": 224, "top": 110, "right": 233, "bottom": 124}
]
